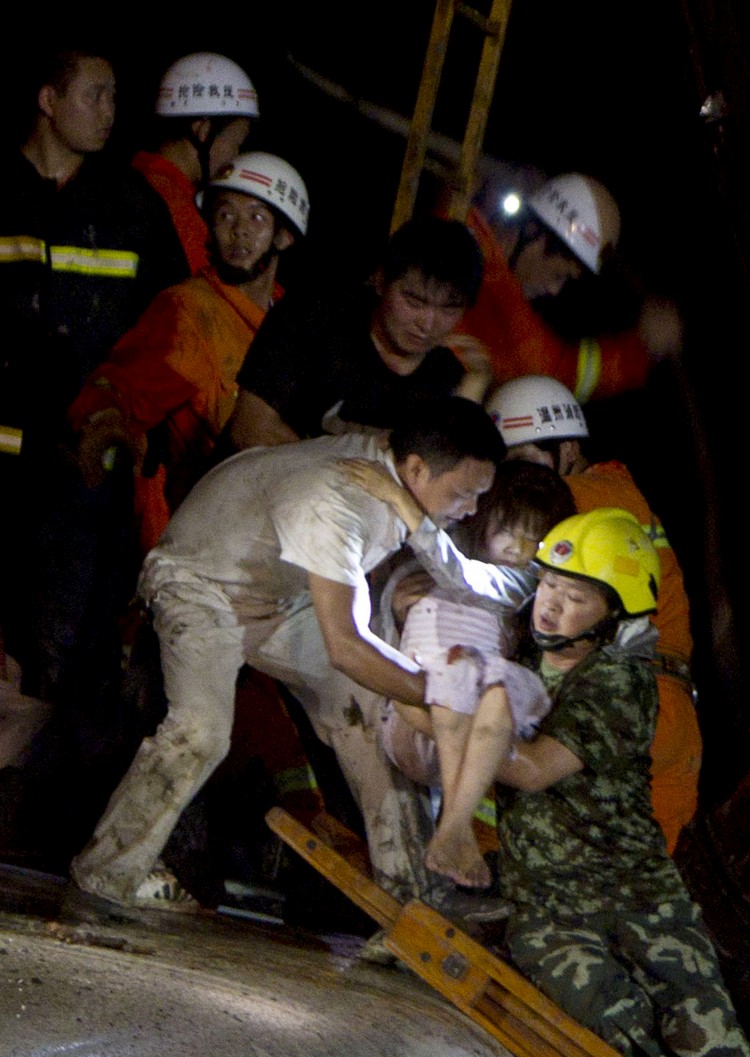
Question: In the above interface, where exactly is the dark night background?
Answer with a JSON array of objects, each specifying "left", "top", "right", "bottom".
[
  {"left": 2, "top": 0, "right": 750, "bottom": 1027},
  {"left": 5, "top": 1, "right": 750, "bottom": 797}
]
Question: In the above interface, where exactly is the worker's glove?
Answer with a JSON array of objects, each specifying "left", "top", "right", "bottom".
[{"left": 76, "top": 407, "right": 146, "bottom": 488}]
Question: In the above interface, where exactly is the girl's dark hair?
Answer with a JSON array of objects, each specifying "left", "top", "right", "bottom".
[{"left": 454, "top": 460, "right": 576, "bottom": 559}]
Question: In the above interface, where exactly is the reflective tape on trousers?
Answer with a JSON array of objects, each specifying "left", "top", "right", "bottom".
[{"left": 0, "top": 236, "right": 47, "bottom": 264}]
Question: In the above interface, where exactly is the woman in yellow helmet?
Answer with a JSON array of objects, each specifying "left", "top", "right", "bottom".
[{"left": 492, "top": 509, "right": 748, "bottom": 1057}]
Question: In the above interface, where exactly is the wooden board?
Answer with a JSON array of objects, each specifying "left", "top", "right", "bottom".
[{"left": 266, "top": 806, "right": 620, "bottom": 1057}]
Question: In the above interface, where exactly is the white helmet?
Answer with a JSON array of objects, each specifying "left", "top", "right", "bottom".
[
  {"left": 486, "top": 376, "right": 589, "bottom": 447},
  {"left": 156, "top": 52, "right": 259, "bottom": 118},
  {"left": 528, "top": 173, "right": 620, "bottom": 273},
  {"left": 202, "top": 152, "right": 310, "bottom": 236}
]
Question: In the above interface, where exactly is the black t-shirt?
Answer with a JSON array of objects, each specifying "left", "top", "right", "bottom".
[{"left": 236, "top": 286, "right": 464, "bottom": 438}]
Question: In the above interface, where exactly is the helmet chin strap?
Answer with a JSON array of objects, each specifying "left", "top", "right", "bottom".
[
  {"left": 531, "top": 614, "right": 618, "bottom": 653},
  {"left": 507, "top": 220, "right": 538, "bottom": 273},
  {"left": 188, "top": 124, "right": 218, "bottom": 191},
  {"left": 214, "top": 247, "right": 277, "bottom": 287}
]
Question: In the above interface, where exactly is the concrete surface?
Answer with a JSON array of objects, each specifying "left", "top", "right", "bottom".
[{"left": 0, "top": 864, "right": 511, "bottom": 1057}]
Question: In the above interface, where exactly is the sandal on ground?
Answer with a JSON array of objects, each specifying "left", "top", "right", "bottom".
[{"left": 133, "top": 866, "right": 202, "bottom": 913}]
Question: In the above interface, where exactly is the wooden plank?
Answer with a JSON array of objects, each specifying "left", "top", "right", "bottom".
[
  {"left": 266, "top": 807, "right": 399, "bottom": 929},
  {"left": 449, "top": 0, "right": 513, "bottom": 221},
  {"left": 386, "top": 902, "right": 621, "bottom": 1057},
  {"left": 266, "top": 807, "right": 621, "bottom": 1057},
  {"left": 390, "top": 0, "right": 455, "bottom": 233},
  {"left": 309, "top": 811, "right": 372, "bottom": 876}
]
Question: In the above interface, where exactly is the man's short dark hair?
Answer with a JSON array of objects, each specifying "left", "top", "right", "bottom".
[
  {"left": 380, "top": 218, "right": 484, "bottom": 306},
  {"left": 390, "top": 397, "right": 504, "bottom": 473},
  {"left": 31, "top": 45, "right": 112, "bottom": 96},
  {"left": 16, "top": 45, "right": 112, "bottom": 142}
]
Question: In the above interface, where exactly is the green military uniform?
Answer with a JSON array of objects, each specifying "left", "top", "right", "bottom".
[{"left": 496, "top": 648, "right": 749, "bottom": 1057}]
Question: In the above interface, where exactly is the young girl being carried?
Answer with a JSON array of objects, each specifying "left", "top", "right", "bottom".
[{"left": 342, "top": 458, "right": 575, "bottom": 889}]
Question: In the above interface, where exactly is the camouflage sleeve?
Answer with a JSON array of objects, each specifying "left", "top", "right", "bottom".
[{"left": 540, "top": 654, "right": 657, "bottom": 776}]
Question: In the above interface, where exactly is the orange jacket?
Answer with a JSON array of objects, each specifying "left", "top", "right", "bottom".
[
  {"left": 461, "top": 208, "right": 650, "bottom": 402},
  {"left": 567, "top": 461, "right": 691, "bottom": 663},
  {"left": 567, "top": 461, "right": 701, "bottom": 852},
  {"left": 132, "top": 151, "right": 209, "bottom": 276},
  {"left": 69, "top": 267, "right": 280, "bottom": 547}
]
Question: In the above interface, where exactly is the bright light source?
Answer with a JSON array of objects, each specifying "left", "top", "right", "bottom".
[{"left": 501, "top": 192, "right": 522, "bottom": 216}]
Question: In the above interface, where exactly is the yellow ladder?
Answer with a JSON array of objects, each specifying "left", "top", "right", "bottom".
[{"left": 391, "top": 0, "right": 513, "bottom": 231}]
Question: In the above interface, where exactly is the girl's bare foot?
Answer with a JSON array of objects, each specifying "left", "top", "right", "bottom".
[{"left": 426, "top": 827, "right": 492, "bottom": 888}]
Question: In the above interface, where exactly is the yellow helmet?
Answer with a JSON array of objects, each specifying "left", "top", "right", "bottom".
[{"left": 536, "top": 507, "right": 660, "bottom": 616}]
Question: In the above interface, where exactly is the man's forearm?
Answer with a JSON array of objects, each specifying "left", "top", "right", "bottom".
[
  {"left": 309, "top": 573, "right": 426, "bottom": 705},
  {"left": 494, "top": 734, "right": 583, "bottom": 791},
  {"left": 329, "top": 626, "right": 426, "bottom": 706}
]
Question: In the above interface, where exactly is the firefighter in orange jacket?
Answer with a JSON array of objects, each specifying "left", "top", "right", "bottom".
[
  {"left": 487, "top": 375, "right": 702, "bottom": 854},
  {"left": 69, "top": 152, "right": 308, "bottom": 551},
  {"left": 460, "top": 173, "right": 681, "bottom": 403}
]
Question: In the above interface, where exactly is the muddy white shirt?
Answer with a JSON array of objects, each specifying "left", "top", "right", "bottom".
[{"left": 138, "top": 432, "right": 408, "bottom": 620}]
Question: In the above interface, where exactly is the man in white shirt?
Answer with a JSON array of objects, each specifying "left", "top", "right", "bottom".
[{"left": 71, "top": 398, "right": 509, "bottom": 908}]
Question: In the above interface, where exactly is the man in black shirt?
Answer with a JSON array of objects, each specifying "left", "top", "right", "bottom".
[{"left": 225, "top": 216, "right": 488, "bottom": 449}]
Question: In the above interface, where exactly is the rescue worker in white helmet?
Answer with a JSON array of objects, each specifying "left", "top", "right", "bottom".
[
  {"left": 453, "top": 170, "right": 682, "bottom": 403},
  {"left": 70, "top": 151, "right": 308, "bottom": 549},
  {"left": 508, "top": 172, "right": 621, "bottom": 297},
  {"left": 485, "top": 374, "right": 702, "bottom": 854},
  {"left": 132, "top": 52, "right": 260, "bottom": 274},
  {"left": 486, "top": 372, "right": 591, "bottom": 475}
]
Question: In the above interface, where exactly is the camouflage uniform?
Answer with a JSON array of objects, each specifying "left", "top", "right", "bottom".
[{"left": 496, "top": 650, "right": 749, "bottom": 1057}]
